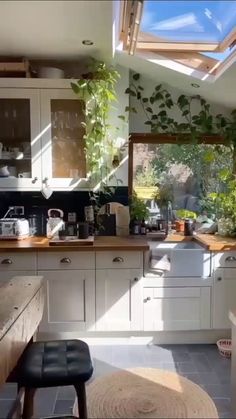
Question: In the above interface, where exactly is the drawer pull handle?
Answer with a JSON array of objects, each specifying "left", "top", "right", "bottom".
[
  {"left": 32, "top": 177, "right": 38, "bottom": 184},
  {"left": 217, "top": 277, "right": 222, "bottom": 281},
  {"left": 225, "top": 256, "right": 236, "bottom": 262},
  {"left": 113, "top": 257, "right": 124, "bottom": 263},
  {"left": 133, "top": 277, "right": 139, "bottom": 282},
  {"left": 60, "top": 257, "right": 71, "bottom": 264},
  {"left": 1, "top": 258, "right": 13, "bottom": 265}
]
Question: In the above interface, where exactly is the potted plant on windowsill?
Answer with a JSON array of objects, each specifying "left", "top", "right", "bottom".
[
  {"left": 129, "top": 192, "right": 150, "bottom": 234},
  {"left": 209, "top": 172, "right": 236, "bottom": 237}
]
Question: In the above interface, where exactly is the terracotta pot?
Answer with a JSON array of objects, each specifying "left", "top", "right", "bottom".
[{"left": 175, "top": 220, "right": 184, "bottom": 233}]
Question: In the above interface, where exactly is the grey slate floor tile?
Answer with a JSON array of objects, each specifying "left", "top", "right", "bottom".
[{"left": 0, "top": 343, "right": 232, "bottom": 418}]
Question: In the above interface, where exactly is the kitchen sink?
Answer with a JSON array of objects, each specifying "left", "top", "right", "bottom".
[
  {"left": 145, "top": 240, "right": 210, "bottom": 277},
  {"left": 150, "top": 241, "right": 204, "bottom": 250}
]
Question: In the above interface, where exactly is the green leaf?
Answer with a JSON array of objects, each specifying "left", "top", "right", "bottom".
[
  {"left": 144, "top": 121, "right": 153, "bottom": 125},
  {"left": 158, "top": 110, "right": 167, "bottom": 117},
  {"left": 166, "top": 99, "right": 174, "bottom": 108},
  {"left": 142, "top": 98, "right": 149, "bottom": 103},
  {"left": 182, "top": 110, "right": 190, "bottom": 116},
  {"left": 118, "top": 115, "right": 126, "bottom": 121},
  {"left": 71, "top": 82, "right": 79, "bottom": 94},
  {"left": 125, "top": 88, "right": 136, "bottom": 96},
  {"left": 138, "top": 85, "right": 144, "bottom": 91},
  {"left": 155, "top": 92, "right": 163, "bottom": 100},
  {"left": 133, "top": 73, "right": 140, "bottom": 81},
  {"left": 155, "top": 84, "right": 162, "bottom": 91},
  {"left": 146, "top": 107, "right": 153, "bottom": 113}
]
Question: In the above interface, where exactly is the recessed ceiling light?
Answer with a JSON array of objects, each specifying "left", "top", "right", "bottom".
[
  {"left": 82, "top": 40, "right": 94, "bottom": 46},
  {"left": 191, "top": 83, "right": 200, "bottom": 88}
]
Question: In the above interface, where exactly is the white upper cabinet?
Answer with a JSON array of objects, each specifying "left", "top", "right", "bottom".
[
  {"left": 40, "top": 89, "right": 88, "bottom": 190},
  {"left": 0, "top": 83, "right": 88, "bottom": 191},
  {"left": 0, "top": 88, "right": 41, "bottom": 190}
]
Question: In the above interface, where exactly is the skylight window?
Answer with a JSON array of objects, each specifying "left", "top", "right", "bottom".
[
  {"left": 141, "top": 1, "right": 236, "bottom": 43},
  {"left": 120, "top": 0, "right": 236, "bottom": 78}
]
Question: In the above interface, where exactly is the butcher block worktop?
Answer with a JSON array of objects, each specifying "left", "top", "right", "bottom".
[
  {"left": 0, "top": 236, "right": 149, "bottom": 252},
  {"left": 0, "top": 234, "right": 235, "bottom": 252},
  {"left": 166, "top": 233, "right": 236, "bottom": 251}
]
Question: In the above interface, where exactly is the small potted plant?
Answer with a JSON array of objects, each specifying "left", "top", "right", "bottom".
[
  {"left": 129, "top": 193, "right": 149, "bottom": 234},
  {"left": 175, "top": 209, "right": 197, "bottom": 232}
]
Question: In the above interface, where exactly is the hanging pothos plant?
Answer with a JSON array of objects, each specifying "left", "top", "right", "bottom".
[
  {"left": 71, "top": 58, "right": 121, "bottom": 186},
  {"left": 125, "top": 72, "right": 236, "bottom": 173}
]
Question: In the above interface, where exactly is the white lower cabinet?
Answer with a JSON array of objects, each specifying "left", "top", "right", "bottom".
[
  {"left": 39, "top": 270, "right": 95, "bottom": 332},
  {"left": 213, "top": 267, "right": 236, "bottom": 329},
  {"left": 96, "top": 269, "right": 143, "bottom": 331},
  {"left": 143, "top": 286, "right": 211, "bottom": 331}
]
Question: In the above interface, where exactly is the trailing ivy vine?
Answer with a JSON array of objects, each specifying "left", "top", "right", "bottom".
[
  {"left": 125, "top": 73, "right": 236, "bottom": 173},
  {"left": 71, "top": 58, "right": 121, "bottom": 183}
]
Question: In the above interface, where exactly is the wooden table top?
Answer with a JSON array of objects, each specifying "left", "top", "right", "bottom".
[{"left": 0, "top": 276, "right": 43, "bottom": 340}]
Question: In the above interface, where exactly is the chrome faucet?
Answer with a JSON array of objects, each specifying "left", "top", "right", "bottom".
[{"left": 166, "top": 201, "right": 172, "bottom": 236}]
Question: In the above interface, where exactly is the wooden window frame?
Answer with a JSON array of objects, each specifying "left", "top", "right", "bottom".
[
  {"left": 128, "top": 132, "right": 225, "bottom": 196},
  {"left": 120, "top": 1, "right": 236, "bottom": 76}
]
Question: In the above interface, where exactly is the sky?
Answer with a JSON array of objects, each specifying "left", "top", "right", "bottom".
[{"left": 141, "top": 1, "right": 236, "bottom": 42}]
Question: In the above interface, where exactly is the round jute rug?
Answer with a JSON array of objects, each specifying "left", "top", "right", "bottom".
[{"left": 73, "top": 368, "right": 218, "bottom": 418}]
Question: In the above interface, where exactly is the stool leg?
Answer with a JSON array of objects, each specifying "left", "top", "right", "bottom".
[
  {"left": 74, "top": 383, "right": 87, "bottom": 419},
  {"left": 22, "top": 388, "right": 36, "bottom": 419}
]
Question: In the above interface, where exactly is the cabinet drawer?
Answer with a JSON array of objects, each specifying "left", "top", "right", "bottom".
[
  {"left": 96, "top": 251, "right": 143, "bottom": 269},
  {"left": 0, "top": 252, "right": 36, "bottom": 271},
  {"left": 37, "top": 251, "right": 95, "bottom": 270},
  {"left": 214, "top": 252, "right": 236, "bottom": 268}
]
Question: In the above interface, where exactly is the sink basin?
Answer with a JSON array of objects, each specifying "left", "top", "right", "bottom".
[
  {"left": 146, "top": 239, "right": 210, "bottom": 277},
  {"left": 149, "top": 241, "right": 204, "bottom": 250}
]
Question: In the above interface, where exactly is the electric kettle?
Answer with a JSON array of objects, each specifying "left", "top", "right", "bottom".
[{"left": 46, "top": 208, "right": 64, "bottom": 238}]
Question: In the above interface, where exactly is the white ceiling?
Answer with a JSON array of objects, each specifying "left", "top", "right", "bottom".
[
  {"left": 0, "top": 0, "right": 235, "bottom": 108},
  {"left": 0, "top": 0, "right": 113, "bottom": 59}
]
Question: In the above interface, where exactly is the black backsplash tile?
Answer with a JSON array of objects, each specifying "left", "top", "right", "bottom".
[{"left": 0, "top": 187, "right": 128, "bottom": 221}]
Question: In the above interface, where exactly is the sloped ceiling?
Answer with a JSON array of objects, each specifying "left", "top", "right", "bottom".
[
  {"left": 115, "top": 50, "right": 236, "bottom": 109},
  {"left": 0, "top": 0, "right": 235, "bottom": 108}
]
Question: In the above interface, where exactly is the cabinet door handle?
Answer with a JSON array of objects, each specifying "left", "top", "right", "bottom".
[
  {"left": 217, "top": 277, "right": 222, "bottom": 281},
  {"left": 225, "top": 256, "right": 236, "bottom": 262},
  {"left": 144, "top": 296, "right": 151, "bottom": 302},
  {"left": 60, "top": 257, "right": 71, "bottom": 264},
  {"left": 133, "top": 277, "right": 139, "bottom": 282},
  {"left": 32, "top": 177, "right": 38, "bottom": 184},
  {"left": 1, "top": 258, "right": 13, "bottom": 265},
  {"left": 112, "top": 257, "right": 124, "bottom": 263}
]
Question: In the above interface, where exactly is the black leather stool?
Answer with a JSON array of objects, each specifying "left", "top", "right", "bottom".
[{"left": 13, "top": 339, "right": 93, "bottom": 419}]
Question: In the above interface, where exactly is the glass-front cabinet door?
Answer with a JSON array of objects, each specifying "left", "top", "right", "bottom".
[
  {"left": 40, "top": 89, "right": 88, "bottom": 190},
  {"left": 0, "top": 89, "right": 41, "bottom": 189}
]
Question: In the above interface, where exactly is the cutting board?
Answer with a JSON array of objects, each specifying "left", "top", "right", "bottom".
[{"left": 49, "top": 236, "right": 94, "bottom": 246}]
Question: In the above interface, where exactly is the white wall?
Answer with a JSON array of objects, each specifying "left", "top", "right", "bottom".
[{"left": 129, "top": 73, "right": 232, "bottom": 133}]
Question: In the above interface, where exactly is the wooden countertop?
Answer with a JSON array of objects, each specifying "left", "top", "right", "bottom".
[
  {"left": 166, "top": 233, "right": 236, "bottom": 251},
  {"left": 0, "top": 236, "right": 149, "bottom": 252},
  {"left": 0, "top": 233, "right": 235, "bottom": 252}
]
